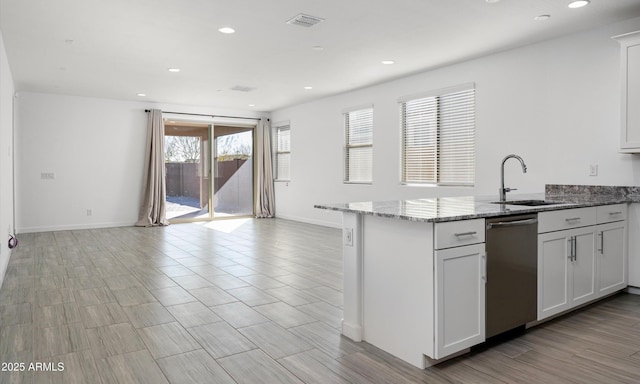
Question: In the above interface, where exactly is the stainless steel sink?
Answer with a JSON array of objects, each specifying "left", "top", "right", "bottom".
[{"left": 491, "top": 199, "right": 565, "bottom": 207}]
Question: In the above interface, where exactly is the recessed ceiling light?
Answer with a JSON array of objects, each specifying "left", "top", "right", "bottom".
[
  {"left": 568, "top": 0, "right": 590, "bottom": 8},
  {"left": 534, "top": 14, "right": 551, "bottom": 21},
  {"left": 168, "top": 68, "right": 181, "bottom": 72},
  {"left": 218, "top": 27, "right": 236, "bottom": 34},
  {"left": 303, "top": 86, "right": 313, "bottom": 90},
  {"left": 312, "top": 46, "right": 324, "bottom": 51},
  {"left": 381, "top": 60, "right": 395, "bottom": 65},
  {"left": 485, "top": 0, "right": 501, "bottom": 3},
  {"left": 137, "top": 93, "right": 146, "bottom": 97},
  {"left": 248, "top": 104, "right": 255, "bottom": 107}
]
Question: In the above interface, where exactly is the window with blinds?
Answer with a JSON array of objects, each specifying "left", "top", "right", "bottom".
[
  {"left": 344, "top": 107, "right": 373, "bottom": 183},
  {"left": 273, "top": 124, "right": 291, "bottom": 181},
  {"left": 400, "top": 84, "right": 475, "bottom": 186}
]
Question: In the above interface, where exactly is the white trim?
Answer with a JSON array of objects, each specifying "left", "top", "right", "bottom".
[
  {"left": 627, "top": 286, "right": 640, "bottom": 295},
  {"left": 397, "top": 82, "right": 475, "bottom": 103},
  {"left": 611, "top": 30, "right": 640, "bottom": 40},
  {"left": 272, "top": 120, "right": 291, "bottom": 128},
  {"left": 341, "top": 104, "right": 374, "bottom": 115},
  {"left": 17, "top": 221, "right": 137, "bottom": 234},
  {"left": 161, "top": 113, "right": 259, "bottom": 128},
  {"left": 274, "top": 213, "right": 342, "bottom": 229}
]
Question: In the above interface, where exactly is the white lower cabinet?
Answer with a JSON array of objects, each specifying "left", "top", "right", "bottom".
[
  {"left": 596, "top": 221, "right": 627, "bottom": 296},
  {"left": 361, "top": 216, "right": 486, "bottom": 368},
  {"left": 538, "top": 227, "right": 596, "bottom": 320},
  {"left": 434, "top": 243, "right": 485, "bottom": 359},
  {"left": 538, "top": 205, "right": 628, "bottom": 321}
]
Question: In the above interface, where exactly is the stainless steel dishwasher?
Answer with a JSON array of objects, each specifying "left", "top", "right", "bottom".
[{"left": 485, "top": 214, "right": 538, "bottom": 338}]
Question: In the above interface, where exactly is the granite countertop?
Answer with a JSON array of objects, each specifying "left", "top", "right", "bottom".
[{"left": 315, "top": 188, "right": 638, "bottom": 223}]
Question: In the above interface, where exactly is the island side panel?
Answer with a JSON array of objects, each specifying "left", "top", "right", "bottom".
[
  {"left": 342, "top": 212, "right": 364, "bottom": 341},
  {"left": 362, "top": 215, "right": 434, "bottom": 369}
]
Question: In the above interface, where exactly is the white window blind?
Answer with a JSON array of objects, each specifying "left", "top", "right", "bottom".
[
  {"left": 400, "top": 84, "right": 475, "bottom": 186},
  {"left": 273, "top": 124, "right": 291, "bottom": 181},
  {"left": 344, "top": 107, "right": 373, "bottom": 183}
]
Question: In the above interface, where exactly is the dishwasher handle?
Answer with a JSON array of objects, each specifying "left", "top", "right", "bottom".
[{"left": 486, "top": 218, "right": 538, "bottom": 229}]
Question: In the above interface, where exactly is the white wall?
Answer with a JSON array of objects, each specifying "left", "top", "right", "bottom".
[
  {"left": 15, "top": 93, "right": 261, "bottom": 232},
  {"left": 271, "top": 17, "right": 640, "bottom": 228},
  {"left": 0, "top": 31, "right": 16, "bottom": 287}
]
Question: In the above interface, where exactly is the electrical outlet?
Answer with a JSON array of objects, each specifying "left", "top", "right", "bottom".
[
  {"left": 589, "top": 164, "right": 598, "bottom": 176},
  {"left": 86, "top": 209, "right": 92, "bottom": 216},
  {"left": 344, "top": 227, "right": 353, "bottom": 247}
]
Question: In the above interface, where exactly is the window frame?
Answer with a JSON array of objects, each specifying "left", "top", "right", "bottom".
[
  {"left": 343, "top": 105, "right": 374, "bottom": 184},
  {"left": 399, "top": 83, "right": 475, "bottom": 187},
  {"left": 272, "top": 122, "right": 291, "bottom": 182}
]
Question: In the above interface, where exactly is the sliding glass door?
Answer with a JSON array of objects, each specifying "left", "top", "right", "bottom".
[
  {"left": 164, "top": 122, "right": 255, "bottom": 222},
  {"left": 164, "top": 123, "right": 211, "bottom": 221},
  {"left": 213, "top": 126, "right": 254, "bottom": 217}
]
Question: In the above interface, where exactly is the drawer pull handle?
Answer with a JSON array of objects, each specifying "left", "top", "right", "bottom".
[
  {"left": 608, "top": 211, "right": 623, "bottom": 215},
  {"left": 454, "top": 231, "right": 477, "bottom": 237},
  {"left": 565, "top": 217, "right": 581, "bottom": 222}
]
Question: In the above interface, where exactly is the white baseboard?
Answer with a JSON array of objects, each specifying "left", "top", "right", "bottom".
[
  {"left": 17, "top": 215, "right": 342, "bottom": 233},
  {"left": 341, "top": 320, "right": 363, "bottom": 342},
  {"left": 275, "top": 214, "right": 342, "bottom": 229},
  {"left": 17, "top": 221, "right": 136, "bottom": 234},
  {"left": 626, "top": 286, "right": 640, "bottom": 295}
]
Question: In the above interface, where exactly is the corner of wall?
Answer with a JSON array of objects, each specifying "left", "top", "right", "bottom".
[{"left": 0, "top": 30, "right": 17, "bottom": 289}]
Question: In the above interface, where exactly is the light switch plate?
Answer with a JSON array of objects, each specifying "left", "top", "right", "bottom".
[{"left": 589, "top": 164, "right": 598, "bottom": 176}]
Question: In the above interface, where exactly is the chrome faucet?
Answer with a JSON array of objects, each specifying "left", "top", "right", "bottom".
[{"left": 499, "top": 154, "right": 527, "bottom": 202}]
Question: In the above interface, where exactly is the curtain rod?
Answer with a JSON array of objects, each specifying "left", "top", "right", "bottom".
[{"left": 144, "top": 109, "right": 264, "bottom": 121}]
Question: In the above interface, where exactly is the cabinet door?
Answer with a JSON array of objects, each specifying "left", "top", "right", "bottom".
[
  {"left": 624, "top": 41, "right": 640, "bottom": 149},
  {"left": 615, "top": 31, "right": 640, "bottom": 152},
  {"left": 434, "top": 243, "right": 485, "bottom": 359},
  {"left": 596, "top": 221, "right": 627, "bottom": 297},
  {"left": 569, "top": 229, "right": 597, "bottom": 307},
  {"left": 538, "top": 231, "right": 571, "bottom": 320}
]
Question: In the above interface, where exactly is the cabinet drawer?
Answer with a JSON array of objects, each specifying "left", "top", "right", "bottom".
[
  {"left": 596, "top": 204, "right": 627, "bottom": 224},
  {"left": 538, "top": 207, "right": 596, "bottom": 233},
  {"left": 435, "top": 219, "right": 485, "bottom": 249}
]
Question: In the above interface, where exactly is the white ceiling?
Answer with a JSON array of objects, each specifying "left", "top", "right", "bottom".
[{"left": 2, "top": 0, "right": 640, "bottom": 112}]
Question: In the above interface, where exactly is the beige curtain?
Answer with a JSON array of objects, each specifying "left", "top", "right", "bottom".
[
  {"left": 136, "top": 109, "right": 169, "bottom": 226},
  {"left": 255, "top": 117, "right": 275, "bottom": 218}
]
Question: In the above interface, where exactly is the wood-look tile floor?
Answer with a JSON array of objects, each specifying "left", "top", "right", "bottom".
[{"left": 1, "top": 218, "right": 639, "bottom": 383}]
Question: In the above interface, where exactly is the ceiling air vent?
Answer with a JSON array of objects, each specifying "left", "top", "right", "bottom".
[{"left": 286, "top": 13, "right": 324, "bottom": 28}]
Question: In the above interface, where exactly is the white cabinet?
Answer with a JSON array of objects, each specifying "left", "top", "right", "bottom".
[
  {"left": 434, "top": 219, "right": 485, "bottom": 249},
  {"left": 538, "top": 204, "right": 628, "bottom": 321},
  {"left": 569, "top": 230, "right": 597, "bottom": 307},
  {"left": 538, "top": 227, "right": 596, "bottom": 320},
  {"left": 360, "top": 216, "right": 486, "bottom": 368},
  {"left": 596, "top": 221, "right": 627, "bottom": 296},
  {"left": 595, "top": 204, "right": 628, "bottom": 296},
  {"left": 434, "top": 243, "right": 485, "bottom": 359},
  {"left": 613, "top": 31, "right": 640, "bottom": 153},
  {"left": 433, "top": 220, "right": 486, "bottom": 359}
]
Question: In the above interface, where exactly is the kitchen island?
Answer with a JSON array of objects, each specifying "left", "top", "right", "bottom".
[{"left": 315, "top": 186, "right": 638, "bottom": 368}]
